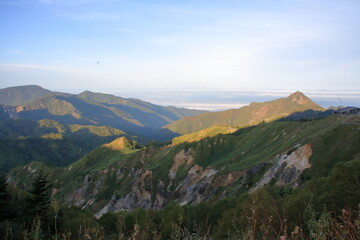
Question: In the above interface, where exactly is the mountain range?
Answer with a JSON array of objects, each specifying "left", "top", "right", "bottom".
[
  {"left": 2, "top": 85, "right": 359, "bottom": 239},
  {"left": 0, "top": 85, "right": 334, "bottom": 173},
  {"left": 0, "top": 85, "right": 207, "bottom": 140},
  {"left": 164, "top": 91, "right": 324, "bottom": 134}
]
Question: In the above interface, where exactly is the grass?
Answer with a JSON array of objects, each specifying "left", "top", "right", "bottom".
[
  {"left": 0, "top": 118, "right": 130, "bottom": 173},
  {"left": 164, "top": 92, "right": 324, "bottom": 135},
  {"left": 7, "top": 115, "right": 359, "bottom": 213},
  {"left": 171, "top": 125, "right": 237, "bottom": 145}
]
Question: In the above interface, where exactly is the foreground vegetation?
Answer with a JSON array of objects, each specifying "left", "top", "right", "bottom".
[
  {"left": 1, "top": 114, "right": 359, "bottom": 239},
  {"left": 1, "top": 155, "right": 359, "bottom": 239},
  {"left": 9, "top": 115, "right": 358, "bottom": 208}
]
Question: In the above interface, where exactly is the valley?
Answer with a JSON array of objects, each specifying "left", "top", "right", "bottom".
[
  {"left": 1, "top": 85, "right": 359, "bottom": 239},
  {"left": 1, "top": 1, "right": 359, "bottom": 238}
]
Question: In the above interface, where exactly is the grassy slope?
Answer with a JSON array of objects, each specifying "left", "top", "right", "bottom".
[
  {"left": 0, "top": 85, "right": 52, "bottom": 106},
  {"left": 0, "top": 119, "right": 126, "bottom": 138},
  {"left": 164, "top": 91, "right": 324, "bottom": 135},
  {"left": 163, "top": 115, "right": 350, "bottom": 174},
  {"left": 10, "top": 90, "right": 205, "bottom": 140},
  {"left": 8, "top": 136, "right": 140, "bottom": 199},
  {"left": 0, "top": 119, "right": 129, "bottom": 173},
  {"left": 8, "top": 115, "right": 359, "bottom": 209},
  {"left": 171, "top": 125, "right": 238, "bottom": 145},
  {"left": 77, "top": 91, "right": 207, "bottom": 127},
  {"left": 78, "top": 91, "right": 206, "bottom": 119}
]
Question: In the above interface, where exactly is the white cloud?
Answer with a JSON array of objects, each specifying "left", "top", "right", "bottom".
[
  {"left": 0, "top": 0, "right": 101, "bottom": 6},
  {"left": 0, "top": 63, "right": 57, "bottom": 71},
  {"left": 1, "top": 0, "right": 359, "bottom": 93},
  {"left": 147, "top": 101, "right": 247, "bottom": 111},
  {"left": 3, "top": 48, "right": 25, "bottom": 55},
  {"left": 55, "top": 11, "right": 122, "bottom": 20},
  {"left": 0, "top": 63, "right": 95, "bottom": 81}
]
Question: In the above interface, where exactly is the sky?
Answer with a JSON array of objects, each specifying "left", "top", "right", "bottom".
[{"left": 0, "top": 0, "right": 359, "bottom": 109}]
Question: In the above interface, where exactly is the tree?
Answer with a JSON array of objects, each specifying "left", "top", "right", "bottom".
[
  {"left": 0, "top": 175, "right": 13, "bottom": 222},
  {"left": 24, "top": 172, "right": 52, "bottom": 238}
]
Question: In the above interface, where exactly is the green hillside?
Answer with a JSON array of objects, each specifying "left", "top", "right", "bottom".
[
  {"left": 0, "top": 119, "right": 131, "bottom": 173},
  {"left": 164, "top": 91, "right": 324, "bottom": 135},
  {"left": 0, "top": 119, "right": 126, "bottom": 138},
  {"left": 0, "top": 86, "right": 206, "bottom": 140},
  {"left": 8, "top": 115, "right": 359, "bottom": 213},
  {"left": 171, "top": 125, "right": 238, "bottom": 145},
  {"left": 0, "top": 85, "right": 53, "bottom": 106},
  {"left": 77, "top": 90, "right": 207, "bottom": 127},
  {"left": 3, "top": 88, "right": 359, "bottom": 239},
  {"left": 5, "top": 115, "right": 360, "bottom": 239}
]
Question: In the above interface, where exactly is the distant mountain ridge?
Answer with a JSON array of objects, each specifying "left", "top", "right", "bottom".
[
  {"left": 0, "top": 85, "right": 54, "bottom": 106},
  {"left": 164, "top": 91, "right": 324, "bottom": 135},
  {"left": 0, "top": 118, "right": 133, "bottom": 173},
  {"left": 0, "top": 85, "right": 207, "bottom": 140}
]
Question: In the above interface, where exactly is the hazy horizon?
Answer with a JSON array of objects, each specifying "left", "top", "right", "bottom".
[
  {"left": 109, "top": 89, "right": 360, "bottom": 111},
  {"left": 1, "top": 0, "right": 360, "bottom": 97},
  {"left": 2, "top": 84, "right": 359, "bottom": 111}
]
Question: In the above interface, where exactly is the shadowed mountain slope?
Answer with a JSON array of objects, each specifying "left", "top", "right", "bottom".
[
  {"left": 8, "top": 115, "right": 359, "bottom": 217},
  {"left": 0, "top": 85, "right": 54, "bottom": 106},
  {"left": 77, "top": 90, "right": 207, "bottom": 128},
  {"left": 164, "top": 91, "right": 324, "bottom": 135},
  {"left": 0, "top": 86, "right": 206, "bottom": 140},
  {"left": 0, "top": 118, "right": 135, "bottom": 173}
]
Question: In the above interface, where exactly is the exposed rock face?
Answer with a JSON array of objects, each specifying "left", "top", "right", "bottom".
[
  {"left": 0, "top": 105, "right": 18, "bottom": 119},
  {"left": 212, "top": 171, "right": 245, "bottom": 188},
  {"left": 17, "top": 144, "right": 313, "bottom": 219},
  {"left": 95, "top": 164, "right": 221, "bottom": 218},
  {"left": 65, "top": 174, "right": 105, "bottom": 208},
  {"left": 95, "top": 168, "right": 156, "bottom": 218},
  {"left": 94, "top": 159, "right": 272, "bottom": 218},
  {"left": 153, "top": 180, "right": 167, "bottom": 209},
  {"left": 64, "top": 147, "right": 278, "bottom": 219},
  {"left": 168, "top": 149, "right": 193, "bottom": 180},
  {"left": 175, "top": 164, "right": 218, "bottom": 206},
  {"left": 251, "top": 144, "right": 312, "bottom": 192}
]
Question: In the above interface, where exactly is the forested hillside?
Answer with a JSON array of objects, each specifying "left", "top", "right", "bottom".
[
  {"left": 4, "top": 115, "right": 359, "bottom": 239},
  {"left": 0, "top": 119, "right": 132, "bottom": 173},
  {"left": 164, "top": 91, "right": 324, "bottom": 134},
  {"left": 0, "top": 85, "right": 206, "bottom": 140}
]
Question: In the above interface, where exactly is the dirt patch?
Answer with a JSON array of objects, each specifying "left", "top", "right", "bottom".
[
  {"left": 212, "top": 171, "right": 245, "bottom": 188},
  {"left": 168, "top": 149, "right": 193, "bottom": 179}
]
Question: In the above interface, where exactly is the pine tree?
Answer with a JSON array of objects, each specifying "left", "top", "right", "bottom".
[
  {"left": 0, "top": 175, "right": 12, "bottom": 221},
  {"left": 24, "top": 172, "right": 51, "bottom": 238}
]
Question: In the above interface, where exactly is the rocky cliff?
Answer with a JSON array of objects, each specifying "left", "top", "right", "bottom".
[{"left": 7, "top": 115, "right": 360, "bottom": 218}]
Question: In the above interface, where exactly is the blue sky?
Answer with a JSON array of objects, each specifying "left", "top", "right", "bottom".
[{"left": 0, "top": 0, "right": 359, "bottom": 103}]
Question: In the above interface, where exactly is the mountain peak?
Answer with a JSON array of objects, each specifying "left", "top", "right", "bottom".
[
  {"left": 103, "top": 137, "right": 135, "bottom": 151},
  {"left": 80, "top": 90, "right": 93, "bottom": 95},
  {"left": 289, "top": 91, "right": 305, "bottom": 97},
  {"left": 287, "top": 91, "right": 312, "bottom": 105}
]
